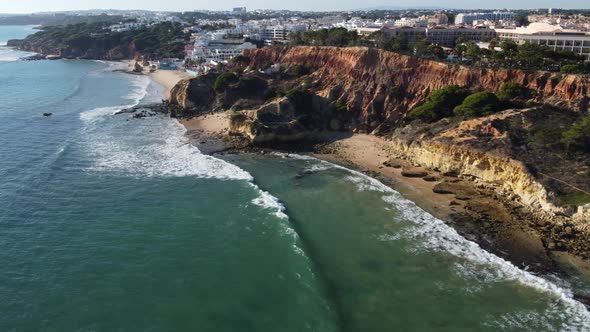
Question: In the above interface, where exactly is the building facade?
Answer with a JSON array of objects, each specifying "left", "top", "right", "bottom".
[
  {"left": 455, "top": 12, "right": 515, "bottom": 26},
  {"left": 427, "top": 27, "right": 497, "bottom": 47},
  {"left": 495, "top": 23, "right": 590, "bottom": 60},
  {"left": 381, "top": 26, "right": 496, "bottom": 48}
]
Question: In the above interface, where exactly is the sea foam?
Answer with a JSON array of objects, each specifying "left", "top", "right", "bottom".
[
  {"left": 250, "top": 184, "right": 289, "bottom": 220},
  {"left": 0, "top": 46, "right": 24, "bottom": 62},
  {"left": 275, "top": 153, "right": 590, "bottom": 330}
]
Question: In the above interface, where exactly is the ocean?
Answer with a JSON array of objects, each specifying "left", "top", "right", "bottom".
[{"left": 1, "top": 25, "right": 589, "bottom": 331}]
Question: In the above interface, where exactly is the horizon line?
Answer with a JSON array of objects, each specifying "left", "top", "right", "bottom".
[{"left": 2, "top": 6, "right": 589, "bottom": 15}]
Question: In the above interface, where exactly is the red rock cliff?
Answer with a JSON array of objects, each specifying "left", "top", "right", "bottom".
[{"left": 242, "top": 46, "right": 589, "bottom": 132}]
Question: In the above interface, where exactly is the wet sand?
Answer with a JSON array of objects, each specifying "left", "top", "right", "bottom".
[
  {"left": 122, "top": 60, "right": 189, "bottom": 98},
  {"left": 150, "top": 69, "right": 189, "bottom": 98}
]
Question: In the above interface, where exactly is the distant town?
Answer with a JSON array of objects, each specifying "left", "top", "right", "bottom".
[{"left": 2, "top": 7, "right": 590, "bottom": 75}]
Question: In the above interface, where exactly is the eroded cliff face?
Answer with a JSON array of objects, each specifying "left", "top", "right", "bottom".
[
  {"left": 169, "top": 72, "right": 217, "bottom": 115},
  {"left": 386, "top": 108, "right": 590, "bottom": 234},
  {"left": 172, "top": 46, "right": 590, "bottom": 131},
  {"left": 388, "top": 116, "right": 555, "bottom": 210},
  {"left": 242, "top": 46, "right": 589, "bottom": 132}
]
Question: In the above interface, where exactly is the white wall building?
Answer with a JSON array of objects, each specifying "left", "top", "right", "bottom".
[
  {"left": 495, "top": 23, "right": 590, "bottom": 60},
  {"left": 189, "top": 32, "right": 256, "bottom": 62},
  {"left": 455, "top": 12, "right": 515, "bottom": 26}
]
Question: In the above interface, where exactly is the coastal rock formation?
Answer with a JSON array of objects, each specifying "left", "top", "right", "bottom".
[
  {"left": 6, "top": 22, "right": 187, "bottom": 61},
  {"left": 240, "top": 47, "right": 589, "bottom": 132},
  {"left": 7, "top": 38, "right": 137, "bottom": 60},
  {"left": 171, "top": 46, "right": 589, "bottom": 135},
  {"left": 169, "top": 72, "right": 217, "bottom": 115},
  {"left": 228, "top": 95, "right": 340, "bottom": 145}
]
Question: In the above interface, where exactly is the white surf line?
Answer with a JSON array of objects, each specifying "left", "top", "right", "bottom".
[{"left": 271, "top": 152, "right": 590, "bottom": 329}]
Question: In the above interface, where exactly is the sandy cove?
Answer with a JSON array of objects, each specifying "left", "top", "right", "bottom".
[
  {"left": 150, "top": 69, "right": 189, "bottom": 98},
  {"left": 122, "top": 60, "right": 189, "bottom": 98}
]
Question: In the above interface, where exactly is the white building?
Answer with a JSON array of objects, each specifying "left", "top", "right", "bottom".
[
  {"left": 394, "top": 17, "right": 427, "bottom": 28},
  {"left": 109, "top": 22, "right": 145, "bottom": 32},
  {"left": 189, "top": 33, "right": 256, "bottom": 62},
  {"left": 455, "top": 12, "right": 515, "bottom": 26},
  {"left": 261, "top": 26, "right": 294, "bottom": 43},
  {"left": 495, "top": 23, "right": 590, "bottom": 60}
]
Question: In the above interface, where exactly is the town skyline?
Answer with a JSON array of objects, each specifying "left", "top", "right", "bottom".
[{"left": 1, "top": 1, "right": 589, "bottom": 14}]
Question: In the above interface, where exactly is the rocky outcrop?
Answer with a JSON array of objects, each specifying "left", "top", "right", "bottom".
[
  {"left": 169, "top": 72, "right": 217, "bottom": 116},
  {"left": 228, "top": 95, "right": 342, "bottom": 145},
  {"left": 7, "top": 37, "right": 137, "bottom": 60},
  {"left": 385, "top": 107, "right": 590, "bottom": 232},
  {"left": 388, "top": 130, "right": 556, "bottom": 212}
]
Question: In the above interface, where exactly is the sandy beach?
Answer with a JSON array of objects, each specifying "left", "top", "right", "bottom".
[
  {"left": 150, "top": 69, "right": 189, "bottom": 98},
  {"left": 123, "top": 60, "right": 189, "bottom": 97},
  {"left": 314, "top": 134, "right": 457, "bottom": 221}
]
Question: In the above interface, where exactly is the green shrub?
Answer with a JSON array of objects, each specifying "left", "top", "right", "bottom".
[
  {"left": 497, "top": 82, "right": 527, "bottom": 102},
  {"left": 286, "top": 89, "right": 313, "bottom": 114},
  {"left": 559, "top": 191, "right": 590, "bottom": 207},
  {"left": 287, "top": 64, "right": 310, "bottom": 77},
  {"left": 408, "top": 85, "right": 469, "bottom": 122},
  {"left": 561, "top": 63, "right": 590, "bottom": 74},
  {"left": 562, "top": 115, "right": 590, "bottom": 152},
  {"left": 561, "top": 64, "right": 581, "bottom": 74},
  {"left": 453, "top": 92, "right": 501, "bottom": 118},
  {"left": 238, "top": 75, "right": 267, "bottom": 92},
  {"left": 214, "top": 72, "right": 239, "bottom": 92},
  {"left": 528, "top": 124, "right": 564, "bottom": 147}
]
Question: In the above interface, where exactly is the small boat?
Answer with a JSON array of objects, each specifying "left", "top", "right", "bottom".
[{"left": 43, "top": 113, "right": 53, "bottom": 117}]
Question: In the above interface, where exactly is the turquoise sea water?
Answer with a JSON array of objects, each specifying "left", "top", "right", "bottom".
[{"left": 1, "top": 26, "right": 590, "bottom": 331}]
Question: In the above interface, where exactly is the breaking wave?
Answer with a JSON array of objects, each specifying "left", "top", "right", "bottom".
[
  {"left": 273, "top": 152, "right": 590, "bottom": 330},
  {"left": 0, "top": 46, "right": 32, "bottom": 62}
]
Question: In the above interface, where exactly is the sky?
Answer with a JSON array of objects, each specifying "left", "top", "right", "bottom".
[{"left": 0, "top": 0, "right": 588, "bottom": 13}]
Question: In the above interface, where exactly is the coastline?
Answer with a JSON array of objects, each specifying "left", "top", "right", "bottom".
[
  {"left": 150, "top": 69, "right": 189, "bottom": 98},
  {"left": 177, "top": 110, "right": 590, "bottom": 283},
  {"left": 123, "top": 60, "right": 189, "bottom": 98}
]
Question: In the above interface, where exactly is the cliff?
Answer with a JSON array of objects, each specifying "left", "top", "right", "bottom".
[
  {"left": 387, "top": 109, "right": 585, "bottom": 213},
  {"left": 7, "top": 37, "right": 136, "bottom": 60},
  {"left": 240, "top": 47, "right": 589, "bottom": 132},
  {"left": 7, "top": 22, "right": 188, "bottom": 60}
]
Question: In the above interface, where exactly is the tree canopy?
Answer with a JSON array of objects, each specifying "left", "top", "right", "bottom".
[
  {"left": 453, "top": 92, "right": 501, "bottom": 118},
  {"left": 409, "top": 85, "right": 469, "bottom": 122}
]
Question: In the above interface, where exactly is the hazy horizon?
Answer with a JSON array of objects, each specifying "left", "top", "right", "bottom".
[{"left": 0, "top": 0, "right": 589, "bottom": 14}]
